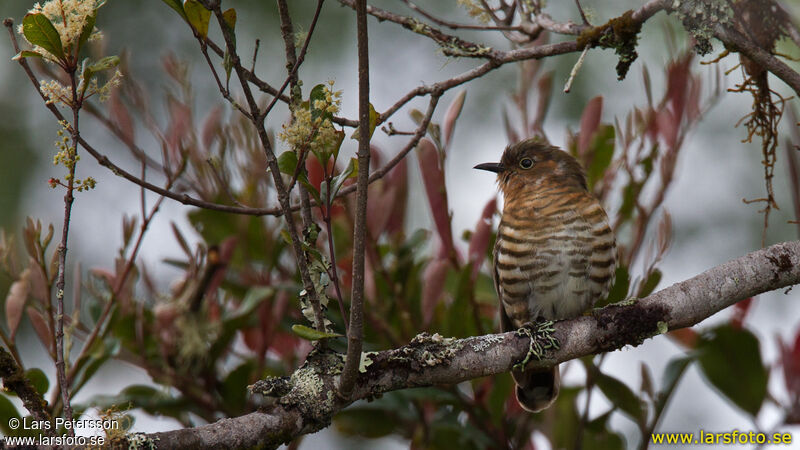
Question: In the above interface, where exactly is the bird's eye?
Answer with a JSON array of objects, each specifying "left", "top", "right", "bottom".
[{"left": 519, "top": 158, "right": 534, "bottom": 169}]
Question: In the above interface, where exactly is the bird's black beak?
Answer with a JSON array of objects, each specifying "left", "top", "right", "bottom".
[{"left": 473, "top": 162, "right": 504, "bottom": 173}]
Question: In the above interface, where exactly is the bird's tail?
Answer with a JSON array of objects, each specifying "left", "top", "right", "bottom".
[{"left": 512, "top": 365, "right": 560, "bottom": 412}]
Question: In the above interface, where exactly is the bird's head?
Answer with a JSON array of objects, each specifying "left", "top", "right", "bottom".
[{"left": 473, "top": 139, "right": 587, "bottom": 194}]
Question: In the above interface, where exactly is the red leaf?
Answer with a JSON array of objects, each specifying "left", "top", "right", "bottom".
[
  {"left": 5, "top": 269, "right": 30, "bottom": 340},
  {"left": 417, "top": 138, "right": 457, "bottom": 261},
  {"left": 27, "top": 307, "right": 53, "bottom": 354},
  {"left": 367, "top": 181, "right": 396, "bottom": 238},
  {"left": 421, "top": 258, "right": 449, "bottom": 326},
  {"left": 443, "top": 90, "right": 466, "bottom": 149},
  {"left": 578, "top": 96, "right": 603, "bottom": 157},
  {"left": 502, "top": 108, "right": 519, "bottom": 144},
  {"left": 201, "top": 105, "right": 223, "bottom": 150},
  {"left": 655, "top": 109, "right": 678, "bottom": 150},
  {"left": 665, "top": 55, "right": 692, "bottom": 122},
  {"left": 109, "top": 90, "right": 134, "bottom": 145},
  {"left": 668, "top": 328, "right": 698, "bottom": 348},
  {"left": 165, "top": 96, "right": 192, "bottom": 166},
  {"left": 28, "top": 259, "right": 50, "bottom": 304},
  {"left": 730, "top": 297, "right": 755, "bottom": 329},
  {"left": 779, "top": 330, "right": 800, "bottom": 402},
  {"left": 385, "top": 157, "right": 408, "bottom": 236},
  {"left": 305, "top": 154, "right": 334, "bottom": 191},
  {"left": 468, "top": 198, "right": 496, "bottom": 282}
]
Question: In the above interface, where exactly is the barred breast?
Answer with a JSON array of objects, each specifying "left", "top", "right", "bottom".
[{"left": 493, "top": 187, "right": 616, "bottom": 328}]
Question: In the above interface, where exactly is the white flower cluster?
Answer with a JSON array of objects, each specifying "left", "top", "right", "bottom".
[{"left": 38, "top": 69, "right": 122, "bottom": 107}]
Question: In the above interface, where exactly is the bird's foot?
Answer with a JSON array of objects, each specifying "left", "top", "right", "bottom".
[{"left": 513, "top": 320, "right": 559, "bottom": 371}]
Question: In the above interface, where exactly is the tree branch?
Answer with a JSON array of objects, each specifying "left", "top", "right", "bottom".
[
  {"left": 0, "top": 347, "right": 55, "bottom": 437},
  {"left": 126, "top": 241, "right": 800, "bottom": 449},
  {"left": 712, "top": 23, "right": 800, "bottom": 98}
]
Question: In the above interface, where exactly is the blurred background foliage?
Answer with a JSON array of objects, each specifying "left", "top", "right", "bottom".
[{"left": 0, "top": 1, "right": 799, "bottom": 449}]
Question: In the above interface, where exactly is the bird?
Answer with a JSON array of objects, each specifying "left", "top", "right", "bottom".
[{"left": 474, "top": 139, "right": 616, "bottom": 412}]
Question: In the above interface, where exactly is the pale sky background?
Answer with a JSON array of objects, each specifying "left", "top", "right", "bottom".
[{"left": 1, "top": 1, "right": 799, "bottom": 449}]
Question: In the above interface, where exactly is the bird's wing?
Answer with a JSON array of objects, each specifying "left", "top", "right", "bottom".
[{"left": 493, "top": 233, "right": 515, "bottom": 333}]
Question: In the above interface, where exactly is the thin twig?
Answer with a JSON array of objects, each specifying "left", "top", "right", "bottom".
[
  {"left": 564, "top": 45, "right": 589, "bottom": 93},
  {"left": 574, "top": 0, "right": 590, "bottom": 25},
  {"left": 52, "top": 61, "right": 82, "bottom": 435},
  {"left": 401, "top": 0, "right": 520, "bottom": 31},
  {"left": 251, "top": 38, "right": 260, "bottom": 73},
  {"left": 261, "top": 0, "right": 327, "bottom": 121},
  {"left": 339, "top": 0, "right": 370, "bottom": 399}
]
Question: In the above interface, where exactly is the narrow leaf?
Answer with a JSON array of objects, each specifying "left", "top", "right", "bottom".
[
  {"left": 12, "top": 50, "right": 44, "bottom": 60},
  {"left": 5, "top": 270, "right": 30, "bottom": 340},
  {"left": 291, "top": 324, "right": 342, "bottom": 340},
  {"left": 443, "top": 90, "right": 466, "bottom": 149},
  {"left": 467, "top": 198, "right": 496, "bottom": 282},
  {"left": 417, "top": 138, "right": 456, "bottom": 261},
  {"left": 26, "top": 307, "right": 53, "bottom": 354},
  {"left": 578, "top": 96, "right": 603, "bottom": 157},
  {"left": 586, "top": 125, "right": 615, "bottom": 189},
  {"left": 329, "top": 158, "right": 358, "bottom": 199},
  {"left": 22, "top": 13, "right": 64, "bottom": 60},
  {"left": 77, "top": 12, "right": 97, "bottom": 52},
  {"left": 87, "top": 55, "right": 120, "bottom": 73}
]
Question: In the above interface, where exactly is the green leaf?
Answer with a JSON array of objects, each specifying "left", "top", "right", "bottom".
[
  {"left": 161, "top": 0, "right": 188, "bottom": 21},
  {"left": 25, "top": 368, "right": 49, "bottom": 396},
  {"left": 329, "top": 158, "right": 358, "bottom": 199},
  {"left": 334, "top": 408, "right": 398, "bottom": 438},
  {"left": 308, "top": 83, "right": 332, "bottom": 123},
  {"left": 222, "top": 8, "right": 237, "bottom": 30},
  {"left": 14, "top": 50, "right": 44, "bottom": 59},
  {"left": 637, "top": 269, "right": 661, "bottom": 298},
  {"left": 183, "top": 0, "right": 211, "bottom": 38},
  {"left": 587, "top": 125, "right": 615, "bottom": 189},
  {"left": 654, "top": 356, "right": 692, "bottom": 416},
  {"left": 584, "top": 410, "right": 627, "bottom": 450},
  {"left": 22, "top": 13, "right": 64, "bottom": 60},
  {"left": 0, "top": 394, "right": 20, "bottom": 434},
  {"left": 277, "top": 151, "right": 298, "bottom": 176},
  {"left": 593, "top": 368, "right": 646, "bottom": 424},
  {"left": 598, "top": 266, "right": 630, "bottom": 307},
  {"left": 223, "top": 286, "right": 272, "bottom": 322},
  {"left": 291, "top": 324, "right": 342, "bottom": 340},
  {"left": 696, "top": 325, "right": 768, "bottom": 416},
  {"left": 223, "top": 51, "right": 233, "bottom": 86},
  {"left": 552, "top": 387, "right": 583, "bottom": 449},
  {"left": 221, "top": 361, "right": 254, "bottom": 413},
  {"left": 350, "top": 103, "right": 379, "bottom": 140},
  {"left": 87, "top": 55, "right": 120, "bottom": 73}
]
